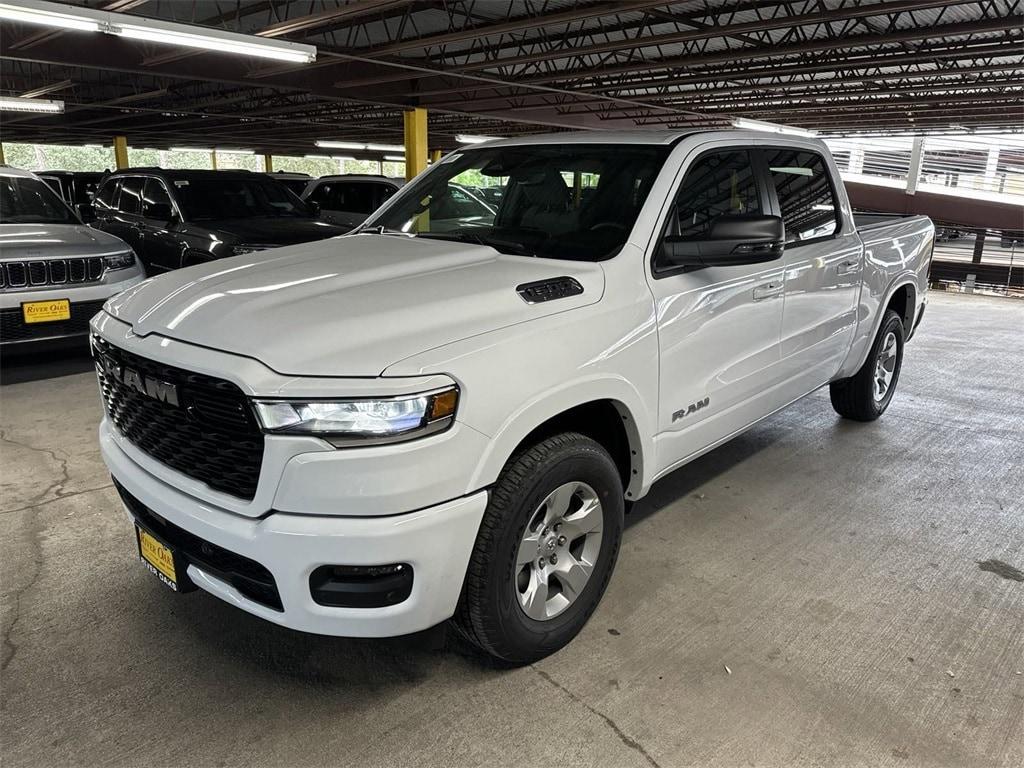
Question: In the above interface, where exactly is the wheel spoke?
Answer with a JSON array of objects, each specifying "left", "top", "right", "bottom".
[
  {"left": 517, "top": 531, "right": 541, "bottom": 567},
  {"left": 562, "top": 496, "right": 602, "bottom": 539},
  {"left": 553, "top": 553, "right": 593, "bottom": 601},
  {"left": 544, "top": 483, "right": 577, "bottom": 521},
  {"left": 520, "top": 568, "right": 549, "bottom": 620}
]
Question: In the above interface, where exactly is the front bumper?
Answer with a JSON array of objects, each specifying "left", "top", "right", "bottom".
[
  {"left": 101, "top": 419, "right": 488, "bottom": 637},
  {"left": 0, "top": 272, "right": 144, "bottom": 345}
]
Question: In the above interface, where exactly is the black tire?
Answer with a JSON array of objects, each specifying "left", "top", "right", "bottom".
[
  {"left": 453, "top": 432, "right": 624, "bottom": 665},
  {"left": 830, "top": 309, "right": 905, "bottom": 421}
]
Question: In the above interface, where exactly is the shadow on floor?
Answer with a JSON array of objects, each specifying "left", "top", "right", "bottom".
[{"left": 0, "top": 339, "right": 95, "bottom": 385}]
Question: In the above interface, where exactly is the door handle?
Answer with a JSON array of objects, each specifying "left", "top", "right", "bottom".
[
  {"left": 752, "top": 281, "right": 783, "bottom": 301},
  {"left": 837, "top": 258, "right": 860, "bottom": 275}
]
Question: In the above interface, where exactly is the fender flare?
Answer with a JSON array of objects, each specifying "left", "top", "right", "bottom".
[
  {"left": 466, "top": 375, "right": 656, "bottom": 501},
  {"left": 848, "top": 274, "right": 918, "bottom": 374}
]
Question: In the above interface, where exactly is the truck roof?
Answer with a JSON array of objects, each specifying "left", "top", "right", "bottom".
[{"left": 481, "top": 128, "right": 826, "bottom": 149}]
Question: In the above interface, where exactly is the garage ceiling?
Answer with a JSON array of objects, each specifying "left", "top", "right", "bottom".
[{"left": 1, "top": 0, "right": 1021, "bottom": 153}]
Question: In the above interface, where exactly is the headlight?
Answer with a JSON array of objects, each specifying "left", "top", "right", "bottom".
[
  {"left": 232, "top": 244, "right": 275, "bottom": 256},
  {"left": 103, "top": 251, "right": 135, "bottom": 270},
  {"left": 252, "top": 387, "right": 459, "bottom": 446}
]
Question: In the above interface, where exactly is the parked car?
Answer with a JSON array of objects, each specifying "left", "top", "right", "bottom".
[
  {"left": 91, "top": 130, "right": 934, "bottom": 663},
  {"left": 301, "top": 174, "right": 404, "bottom": 230},
  {"left": 38, "top": 170, "right": 105, "bottom": 222},
  {"left": 263, "top": 170, "right": 312, "bottom": 197},
  {"left": 90, "top": 169, "right": 347, "bottom": 273},
  {"left": 0, "top": 166, "right": 143, "bottom": 347}
]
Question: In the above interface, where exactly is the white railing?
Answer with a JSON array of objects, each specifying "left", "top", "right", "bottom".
[{"left": 824, "top": 134, "right": 1024, "bottom": 203}]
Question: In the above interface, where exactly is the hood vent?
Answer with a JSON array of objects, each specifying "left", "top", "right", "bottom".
[{"left": 516, "top": 276, "right": 584, "bottom": 304}]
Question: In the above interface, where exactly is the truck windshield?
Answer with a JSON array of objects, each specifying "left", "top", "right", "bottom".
[
  {"left": 364, "top": 144, "right": 670, "bottom": 260},
  {"left": 175, "top": 178, "right": 311, "bottom": 220},
  {"left": 0, "top": 175, "right": 79, "bottom": 225}
]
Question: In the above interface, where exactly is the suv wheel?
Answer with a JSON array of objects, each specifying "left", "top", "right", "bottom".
[{"left": 454, "top": 432, "right": 624, "bottom": 664}]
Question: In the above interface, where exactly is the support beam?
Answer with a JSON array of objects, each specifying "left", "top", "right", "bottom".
[
  {"left": 263, "top": 153, "right": 274, "bottom": 172},
  {"left": 972, "top": 231, "right": 986, "bottom": 264},
  {"left": 113, "top": 135, "right": 129, "bottom": 169},
  {"left": 403, "top": 107, "right": 428, "bottom": 182},
  {"left": 0, "top": 143, "right": 4, "bottom": 165},
  {"left": 430, "top": 148, "right": 442, "bottom": 163},
  {"left": 906, "top": 137, "right": 925, "bottom": 196},
  {"left": 210, "top": 150, "right": 218, "bottom": 170}
]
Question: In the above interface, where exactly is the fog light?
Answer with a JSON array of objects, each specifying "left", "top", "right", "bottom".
[{"left": 309, "top": 563, "right": 413, "bottom": 608}]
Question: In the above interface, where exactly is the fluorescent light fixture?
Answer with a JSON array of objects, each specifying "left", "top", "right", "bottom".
[
  {"left": 384, "top": 155, "right": 406, "bottom": 162},
  {"left": 732, "top": 118, "right": 817, "bottom": 137},
  {"left": 332, "top": 155, "right": 356, "bottom": 161},
  {"left": 5, "top": 0, "right": 316, "bottom": 64},
  {"left": 456, "top": 134, "right": 498, "bottom": 144},
  {"left": 0, "top": 96, "right": 63, "bottom": 113},
  {"left": 365, "top": 143, "right": 404, "bottom": 153},
  {"left": 305, "top": 154, "right": 332, "bottom": 160},
  {"left": 170, "top": 147, "right": 212, "bottom": 153},
  {"left": 0, "top": 1, "right": 101, "bottom": 31},
  {"left": 316, "top": 140, "right": 366, "bottom": 150}
]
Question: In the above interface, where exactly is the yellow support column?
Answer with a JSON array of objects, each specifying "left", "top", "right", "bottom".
[
  {"left": 210, "top": 150, "right": 217, "bottom": 170},
  {"left": 403, "top": 107, "right": 428, "bottom": 182},
  {"left": 0, "top": 143, "right": 5, "bottom": 165},
  {"left": 113, "top": 135, "right": 129, "bottom": 169},
  {"left": 263, "top": 153, "right": 274, "bottom": 172},
  {"left": 430, "top": 148, "right": 442, "bottom": 164}
]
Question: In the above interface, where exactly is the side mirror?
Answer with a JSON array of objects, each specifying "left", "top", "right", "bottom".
[
  {"left": 76, "top": 202, "right": 96, "bottom": 222},
  {"left": 662, "top": 214, "right": 785, "bottom": 269},
  {"left": 146, "top": 204, "right": 176, "bottom": 225},
  {"left": 307, "top": 200, "right": 322, "bottom": 217}
]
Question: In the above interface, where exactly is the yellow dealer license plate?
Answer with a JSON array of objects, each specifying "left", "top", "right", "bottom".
[
  {"left": 22, "top": 299, "right": 70, "bottom": 323},
  {"left": 136, "top": 525, "right": 179, "bottom": 591}
]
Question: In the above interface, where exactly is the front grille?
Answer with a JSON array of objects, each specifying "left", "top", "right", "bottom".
[
  {"left": 0, "top": 299, "right": 105, "bottom": 343},
  {"left": 93, "top": 336, "right": 265, "bottom": 500},
  {"left": 0, "top": 257, "right": 104, "bottom": 289},
  {"left": 115, "top": 480, "right": 282, "bottom": 611}
]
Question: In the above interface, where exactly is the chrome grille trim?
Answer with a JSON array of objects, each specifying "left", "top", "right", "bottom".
[{"left": 0, "top": 257, "right": 105, "bottom": 289}]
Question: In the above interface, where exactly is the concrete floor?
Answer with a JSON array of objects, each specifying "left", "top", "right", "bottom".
[{"left": 1, "top": 291, "right": 1022, "bottom": 768}]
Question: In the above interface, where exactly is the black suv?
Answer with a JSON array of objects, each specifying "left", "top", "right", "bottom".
[{"left": 91, "top": 169, "right": 348, "bottom": 274}]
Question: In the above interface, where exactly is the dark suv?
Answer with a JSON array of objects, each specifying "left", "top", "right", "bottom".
[
  {"left": 91, "top": 169, "right": 348, "bottom": 274},
  {"left": 38, "top": 170, "right": 105, "bottom": 222}
]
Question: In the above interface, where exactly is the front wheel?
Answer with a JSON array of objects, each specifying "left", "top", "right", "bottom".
[
  {"left": 830, "top": 309, "right": 905, "bottom": 421},
  {"left": 453, "top": 432, "right": 624, "bottom": 664}
]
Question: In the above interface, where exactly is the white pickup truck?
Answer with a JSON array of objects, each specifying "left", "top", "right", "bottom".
[{"left": 92, "top": 130, "right": 933, "bottom": 663}]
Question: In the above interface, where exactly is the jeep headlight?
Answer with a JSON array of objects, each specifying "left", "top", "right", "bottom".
[
  {"left": 103, "top": 250, "right": 136, "bottom": 270},
  {"left": 252, "top": 387, "right": 458, "bottom": 446}
]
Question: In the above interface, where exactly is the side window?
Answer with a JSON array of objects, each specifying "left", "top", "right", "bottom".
[
  {"left": 118, "top": 177, "right": 144, "bottom": 215},
  {"left": 763, "top": 149, "right": 839, "bottom": 244},
  {"left": 141, "top": 179, "right": 174, "bottom": 221},
  {"left": 668, "top": 149, "right": 762, "bottom": 242},
  {"left": 94, "top": 178, "right": 120, "bottom": 212}
]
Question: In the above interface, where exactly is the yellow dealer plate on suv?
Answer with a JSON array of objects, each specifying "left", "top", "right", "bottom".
[
  {"left": 136, "top": 525, "right": 179, "bottom": 591},
  {"left": 22, "top": 299, "right": 70, "bottom": 323}
]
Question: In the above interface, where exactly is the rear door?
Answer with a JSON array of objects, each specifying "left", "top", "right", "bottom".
[
  {"left": 761, "top": 147, "right": 862, "bottom": 390},
  {"left": 646, "top": 144, "right": 787, "bottom": 476}
]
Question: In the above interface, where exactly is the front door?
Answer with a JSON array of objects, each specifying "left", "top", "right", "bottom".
[
  {"left": 139, "top": 178, "right": 184, "bottom": 273},
  {"left": 647, "top": 146, "right": 787, "bottom": 477}
]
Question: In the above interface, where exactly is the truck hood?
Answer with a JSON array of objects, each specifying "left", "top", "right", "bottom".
[
  {"left": 190, "top": 217, "right": 347, "bottom": 245},
  {"left": 0, "top": 223, "right": 130, "bottom": 258},
  {"left": 105, "top": 234, "right": 604, "bottom": 376}
]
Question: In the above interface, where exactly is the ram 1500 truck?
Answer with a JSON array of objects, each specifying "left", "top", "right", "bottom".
[{"left": 91, "top": 130, "right": 934, "bottom": 663}]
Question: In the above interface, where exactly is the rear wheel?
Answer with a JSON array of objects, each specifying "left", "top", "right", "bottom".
[
  {"left": 830, "top": 309, "right": 905, "bottom": 421},
  {"left": 453, "top": 432, "right": 624, "bottom": 664}
]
